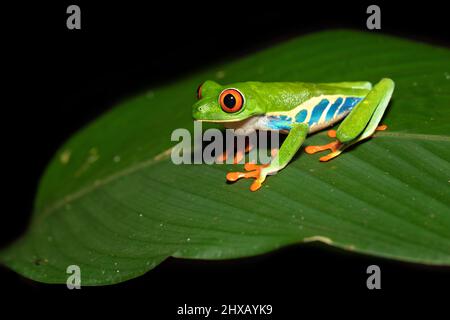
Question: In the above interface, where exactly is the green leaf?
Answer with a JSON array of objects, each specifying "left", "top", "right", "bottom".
[{"left": 2, "top": 30, "right": 450, "bottom": 285}]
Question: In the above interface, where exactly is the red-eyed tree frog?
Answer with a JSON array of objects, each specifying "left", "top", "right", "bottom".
[{"left": 192, "top": 79, "right": 395, "bottom": 191}]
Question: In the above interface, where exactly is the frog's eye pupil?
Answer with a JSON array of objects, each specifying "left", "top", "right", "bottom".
[
  {"left": 223, "top": 94, "right": 236, "bottom": 108},
  {"left": 219, "top": 89, "right": 244, "bottom": 113}
]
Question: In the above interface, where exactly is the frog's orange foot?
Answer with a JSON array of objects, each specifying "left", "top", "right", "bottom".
[
  {"left": 304, "top": 140, "right": 343, "bottom": 162},
  {"left": 305, "top": 140, "right": 341, "bottom": 155},
  {"left": 226, "top": 163, "right": 269, "bottom": 191}
]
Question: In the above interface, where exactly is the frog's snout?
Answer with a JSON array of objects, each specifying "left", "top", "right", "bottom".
[{"left": 192, "top": 101, "right": 207, "bottom": 119}]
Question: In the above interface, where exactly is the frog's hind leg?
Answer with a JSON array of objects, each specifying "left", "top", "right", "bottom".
[{"left": 305, "top": 78, "right": 394, "bottom": 162}]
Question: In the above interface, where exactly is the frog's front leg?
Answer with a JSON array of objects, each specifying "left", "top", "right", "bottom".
[
  {"left": 226, "top": 123, "right": 308, "bottom": 191},
  {"left": 305, "top": 78, "right": 394, "bottom": 161}
]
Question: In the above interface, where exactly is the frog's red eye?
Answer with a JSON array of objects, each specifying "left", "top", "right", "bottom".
[
  {"left": 196, "top": 83, "right": 203, "bottom": 99},
  {"left": 219, "top": 89, "right": 244, "bottom": 113}
]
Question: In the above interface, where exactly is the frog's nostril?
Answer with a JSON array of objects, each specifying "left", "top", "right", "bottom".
[{"left": 198, "top": 106, "right": 204, "bottom": 112}]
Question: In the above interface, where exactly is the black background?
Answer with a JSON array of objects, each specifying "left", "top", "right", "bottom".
[{"left": 1, "top": 0, "right": 449, "bottom": 314}]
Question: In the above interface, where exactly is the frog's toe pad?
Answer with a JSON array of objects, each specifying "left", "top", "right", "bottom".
[
  {"left": 226, "top": 163, "right": 269, "bottom": 191},
  {"left": 327, "top": 129, "right": 337, "bottom": 138}
]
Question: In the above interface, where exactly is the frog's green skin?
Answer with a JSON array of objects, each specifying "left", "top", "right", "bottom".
[{"left": 192, "top": 79, "right": 395, "bottom": 191}]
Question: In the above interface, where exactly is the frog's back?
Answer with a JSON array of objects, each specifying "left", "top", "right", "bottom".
[{"left": 254, "top": 81, "right": 371, "bottom": 133}]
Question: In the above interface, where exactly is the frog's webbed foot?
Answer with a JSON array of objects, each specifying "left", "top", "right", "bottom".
[
  {"left": 305, "top": 125, "right": 388, "bottom": 162},
  {"left": 305, "top": 128, "right": 343, "bottom": 161},
  {"left": 226, "top": 163, "right": 270, "bottom": 191},
  {"left": 304, "top": 140, "right": 343, "bottom": 162}
]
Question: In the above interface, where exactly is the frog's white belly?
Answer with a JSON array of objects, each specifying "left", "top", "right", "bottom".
[{"left": 223, "top": 116, "right": 263, "bottom": 135}]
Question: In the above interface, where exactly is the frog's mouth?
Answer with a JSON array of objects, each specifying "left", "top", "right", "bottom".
[
  {"left": 194, "top": 119, "right": 243, "bottom": 123},
  {"left": 195, "top": 115, "right": 258, "bottom": 124},
  {"left": 194, "top": 114, "right": 261, "bottom": 124}
]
